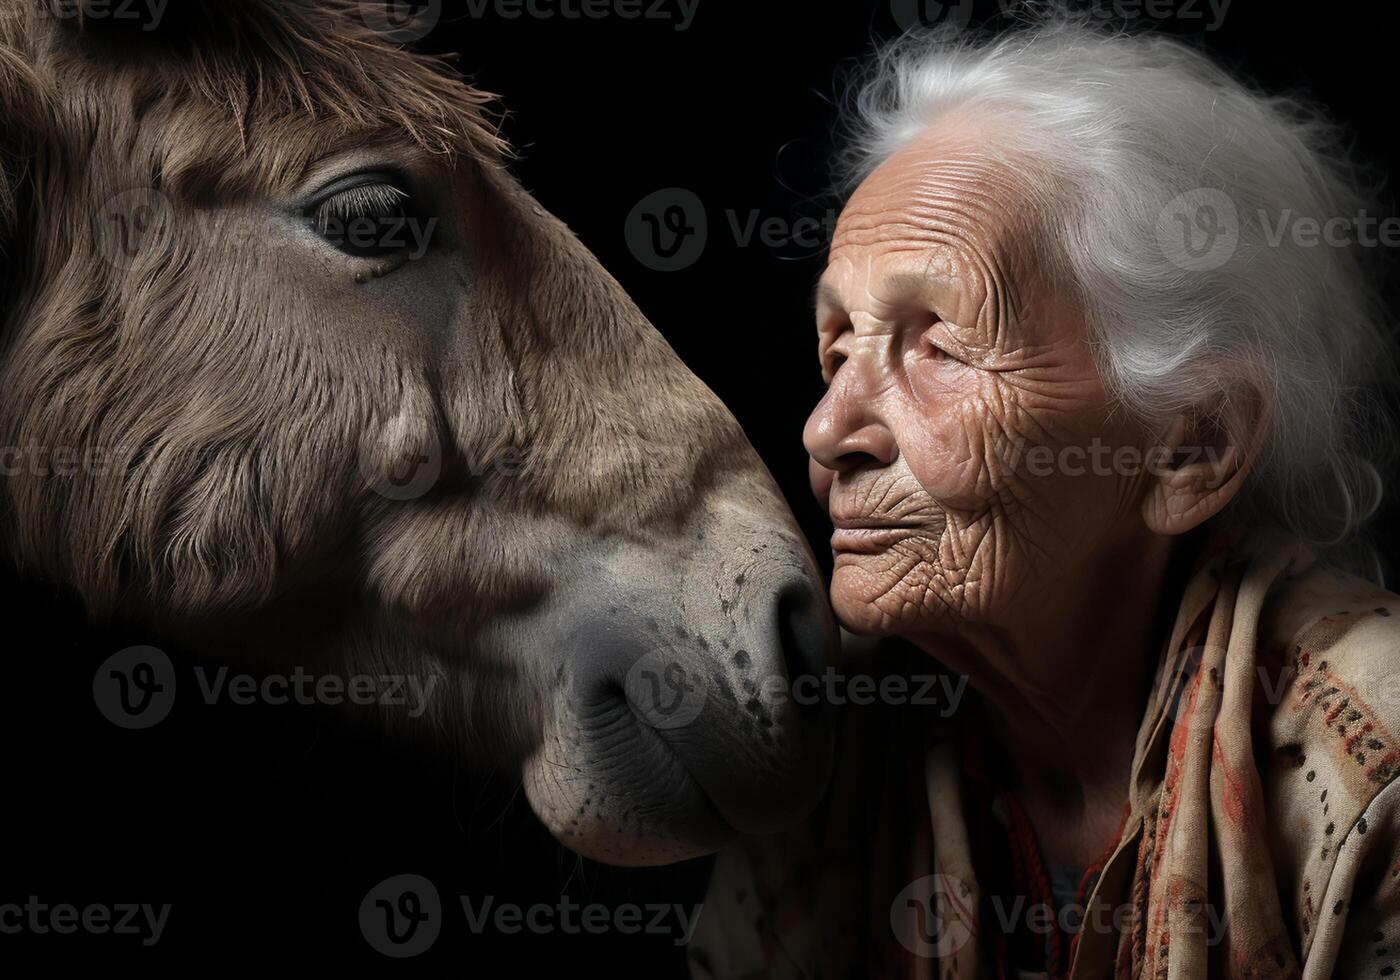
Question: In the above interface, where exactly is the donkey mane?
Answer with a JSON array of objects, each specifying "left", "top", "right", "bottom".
[
  {"left": 0, "top": 0, "right": 836, "bottom": 870},
  {"left": 0, "top": 0, "right": 516, "bottom": 615},
  {"left": 0, "top": 0, "right": 505, "bottom": 227},
  {"left": 1, "top": 0, "right": 740, "bottom": 621}
]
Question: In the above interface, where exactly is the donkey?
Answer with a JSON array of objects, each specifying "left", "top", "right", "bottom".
[{"left": 0, "top": 0, "right": 832, "bottom": 866}]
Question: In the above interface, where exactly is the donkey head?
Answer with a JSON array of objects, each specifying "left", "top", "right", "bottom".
[{"left": 0, "top": 0, "right": 832, "bottom": 865}]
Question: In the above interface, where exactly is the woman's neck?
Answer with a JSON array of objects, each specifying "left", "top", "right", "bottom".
[{"left": 913, "top": 531, "right": 1188, "bottom": 869}]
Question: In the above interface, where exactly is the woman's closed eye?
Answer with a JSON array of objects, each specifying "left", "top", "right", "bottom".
[
  {"left": 303, "top": 172, "right": 431, "bottom": 260},
  {"left": 919, "top": 324, "right": 968, "bottom": 366},
  {"left": 823, "top": 351, "right": 848, "bottom": 383},
  {"left": 924, "top": 337, "right": 955, "bottom": 362}
]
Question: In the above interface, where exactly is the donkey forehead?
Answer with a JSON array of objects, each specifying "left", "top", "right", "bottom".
[{"left": 15, "top": 0, "right": 505, "bottom": 200}]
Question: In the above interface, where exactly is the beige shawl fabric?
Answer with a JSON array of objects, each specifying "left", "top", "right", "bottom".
[{"left": 691, "top": 540, "right": 1400, "bottom": 979}]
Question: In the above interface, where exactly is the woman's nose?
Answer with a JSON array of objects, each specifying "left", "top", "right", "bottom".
[{"left": 802, "top": 382, "right": 898, "bottom": 474}]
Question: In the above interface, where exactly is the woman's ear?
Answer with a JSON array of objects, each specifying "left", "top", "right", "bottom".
[{"left": 1142, "top": 382, "right": 1271, "bottom": 536}]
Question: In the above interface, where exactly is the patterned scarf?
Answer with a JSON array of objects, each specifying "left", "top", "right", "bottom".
[{"left": 692, "top": 536, "right": 1400, "bottom": 979}]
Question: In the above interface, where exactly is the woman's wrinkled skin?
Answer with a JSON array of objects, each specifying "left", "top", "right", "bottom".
[{"left": 802, "top": 124, "right": 1265, "bottom": 867}]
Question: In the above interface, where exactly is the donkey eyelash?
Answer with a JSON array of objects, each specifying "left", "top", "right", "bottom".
[
  {"left": 301, "top": 173, "right": 433, "bottom": 263},
  {"left": 309, "top": 182, "right": 411, "bottom": 235}
]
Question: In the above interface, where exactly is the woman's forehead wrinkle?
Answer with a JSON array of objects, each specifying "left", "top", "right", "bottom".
[{"left": 831, "top": 132, "right": 1035, "bottom": 356}]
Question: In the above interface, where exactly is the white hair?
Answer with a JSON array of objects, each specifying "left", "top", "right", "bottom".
[{"left": 834, "top": 10, "right": 1397, "bottom": 577}]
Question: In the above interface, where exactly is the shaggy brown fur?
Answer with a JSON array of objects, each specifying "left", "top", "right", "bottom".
[{"left": 0, "top": 0, "right": 831, "bottom": 865}]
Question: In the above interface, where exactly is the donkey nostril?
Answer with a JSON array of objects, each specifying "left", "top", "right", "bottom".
[{"left": 774, "top": 583, "right": 832, "bottom": 686}]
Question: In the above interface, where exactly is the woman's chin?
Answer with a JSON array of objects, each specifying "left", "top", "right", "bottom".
[{"left": 830, "top": 560, "right": 926, "bottom": 637}]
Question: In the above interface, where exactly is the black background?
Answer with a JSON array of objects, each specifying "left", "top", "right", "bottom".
[{"left": 4, "top": 0, "right": 1399, "bottom": 976}]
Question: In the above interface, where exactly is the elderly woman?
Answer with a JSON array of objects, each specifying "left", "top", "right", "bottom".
[{"left": 693, "top": 14, "right": 1399, "bottom": 980}]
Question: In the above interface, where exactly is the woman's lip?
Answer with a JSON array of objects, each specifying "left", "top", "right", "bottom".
[{"left": 829, "top": 525, "right": 922, "bottom": 553}]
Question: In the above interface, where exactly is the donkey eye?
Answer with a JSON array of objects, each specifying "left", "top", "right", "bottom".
[{"left": 303, "top": 173, "right": 427, "bottom": 260}]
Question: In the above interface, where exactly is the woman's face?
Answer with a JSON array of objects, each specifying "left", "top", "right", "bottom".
[{"left": 804, "top": 128, "right": 1160, "bottom": 639}]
